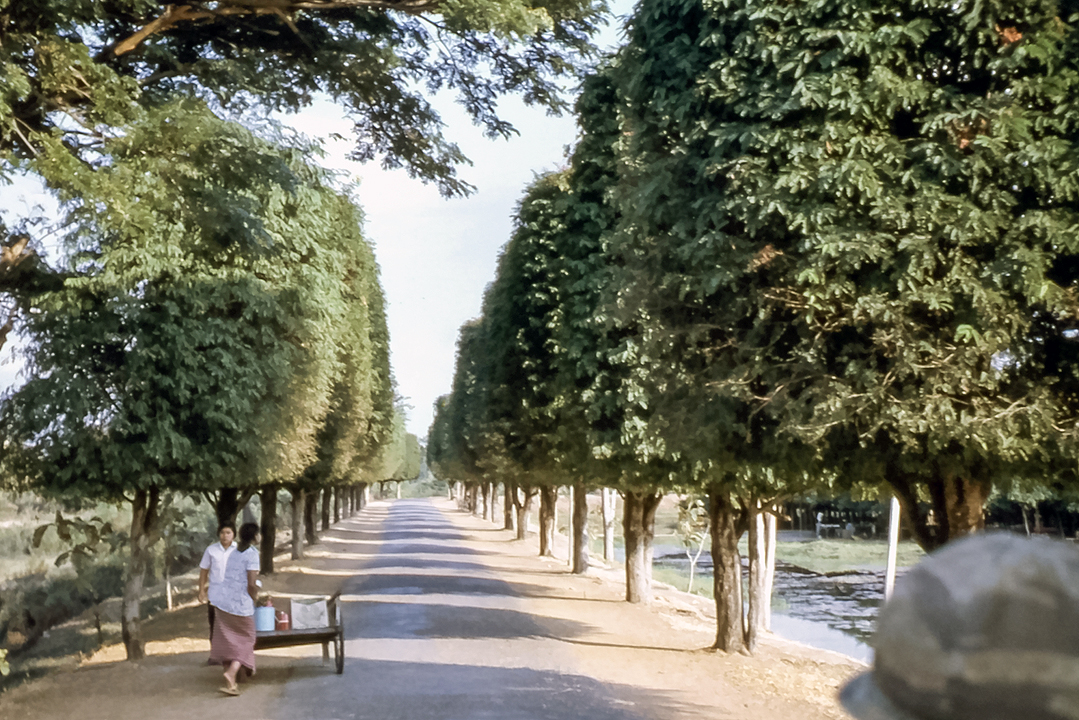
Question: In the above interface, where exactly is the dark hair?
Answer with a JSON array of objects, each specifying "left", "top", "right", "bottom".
[
  {"left": 217, "top": 522, "right": 236, "bottom": 536},
  {"left": 237, "top": 522, "right": 259, "bottom": 553}
]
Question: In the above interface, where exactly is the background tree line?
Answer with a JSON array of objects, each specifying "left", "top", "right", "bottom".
[{"left": 429, "top": 0, "right": 1079, "bottom": 655}]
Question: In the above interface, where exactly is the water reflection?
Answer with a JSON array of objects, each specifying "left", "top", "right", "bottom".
[{"left": 653, "top": 555, "right": 890, "bottom": 662}]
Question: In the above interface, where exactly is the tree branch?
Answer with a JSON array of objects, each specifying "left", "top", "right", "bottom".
[{"left": 109, "top": 0, "right": 443, "bottom": 58}]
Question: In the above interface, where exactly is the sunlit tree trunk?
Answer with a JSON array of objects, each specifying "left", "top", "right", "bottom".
[
  {"left": 623, "top": 490, "right": 661, "bottom": 604},
  {"left": 746, "top": 502, "right": 767, "bottom": 652},
  {"left": 291, "top": 488, "right": 305, "bottom": 560},
  {"left": 539, "top": 486, "right": 557, "bottom": 556},
  {"left": 122, "top": 486, "right": 160, "bottom": 660},
  {"left": 764, "top": 509, "right": 777, "bottom": 631},
  {"left": 503, "top": 481, "right": 516, "bottom": 531},
  {"left": 602, "top": 488, "right": 616, "bottom": 561},
  {"left": 513, "top": 484, "right": 534, "bottom": 540}
]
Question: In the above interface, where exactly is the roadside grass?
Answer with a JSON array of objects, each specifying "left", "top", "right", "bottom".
[
  {"left": 652, "top": 565, "right": 715, "bottom": 600},
  {"left": 770, "top": 539, "right": 925, "bottom": 574}
]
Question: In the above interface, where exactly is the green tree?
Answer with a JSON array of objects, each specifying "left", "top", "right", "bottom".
[
  {"left": 272, "top": 191, "right": 393, "bottom": 565},
  {"left": 0, "top": 104, "right": 375, "bottom": 659},
  {"left": 481, "top": 174, "right": 579, "bottom": 557},
  {"left": 588, "top": 0, "right": 826, "bottom": 649},
  {"left": 641, "top": 0, "right": 1079, "bottom": 549},
  {"left": 429, "top": 321, "right": 501, "bottom": 516},
  {"left": 375, "top": 408, "right": 422, "bottom": 492},
  {"left": 607, "top": 0, "right": 1079, "bottom": 662}
]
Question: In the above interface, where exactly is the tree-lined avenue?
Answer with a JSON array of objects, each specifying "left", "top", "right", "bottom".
[{"left": 0, "top": 499, "right": 859, "bottom": 720}]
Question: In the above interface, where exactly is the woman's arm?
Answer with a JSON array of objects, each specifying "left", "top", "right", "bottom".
[
  {"left": 198, "top": 568, "right": 210, "bottom": 604},
  {"left": 247, "top": 570, "right": 259, "bottom": 603}
]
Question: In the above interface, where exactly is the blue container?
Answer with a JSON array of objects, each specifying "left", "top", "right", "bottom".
[{"left": 255, "top": 606, "right": 275, "bottom": 632}]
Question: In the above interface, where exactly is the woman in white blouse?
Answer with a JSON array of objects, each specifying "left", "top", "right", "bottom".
[
  {"left": 199, "top": 522, "right": 260, "bottom": 695},
  {"left": 198, "top": 523, "right": 235, "bottom": 641}
]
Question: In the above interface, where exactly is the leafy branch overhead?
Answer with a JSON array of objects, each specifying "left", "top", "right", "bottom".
[{"left": 0, "top": 0, "right": 608, "bottom": 197}]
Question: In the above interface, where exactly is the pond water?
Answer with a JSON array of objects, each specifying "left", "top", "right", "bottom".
[
  {"left": 652, "top": 549, "right": 891, "bottom": 664},
  {"left": 768, "top": 561, "right": 880, "bottom": 663}
]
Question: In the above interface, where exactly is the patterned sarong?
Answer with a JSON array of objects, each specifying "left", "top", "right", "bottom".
[{"left": 209, "top": 607, "right": 256, "bottom": 673}]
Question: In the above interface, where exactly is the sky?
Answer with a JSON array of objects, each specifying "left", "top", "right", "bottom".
[{"left": 0, "top": 4, "right": 633, "bottom": 441}]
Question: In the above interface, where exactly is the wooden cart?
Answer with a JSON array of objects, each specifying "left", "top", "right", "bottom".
[{"left": 254, "top": 591, "right": 344, "bottom": 674}]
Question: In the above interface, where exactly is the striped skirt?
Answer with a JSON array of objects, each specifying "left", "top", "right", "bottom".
[{"left": 209, "top": 607, "right": 256, "bottom": 673}]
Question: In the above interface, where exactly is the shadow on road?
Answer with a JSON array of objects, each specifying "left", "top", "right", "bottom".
[{"left": 274, "top": 656, "right": 723, "bottom": 720}]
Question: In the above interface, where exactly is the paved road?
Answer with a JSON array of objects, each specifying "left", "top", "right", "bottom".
[{"left": 272, "top": 499, "right": 673, "bottom": 720}]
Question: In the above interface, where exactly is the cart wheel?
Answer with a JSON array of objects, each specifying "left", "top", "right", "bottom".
[{"left": 334, "top": 628, "right": 344, "bottom": 674}]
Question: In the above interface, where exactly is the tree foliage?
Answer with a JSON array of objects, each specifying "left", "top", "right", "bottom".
[
  {"left": 0, "top": 0, "right": 608, "bottom": 198},
  {"left": 610, "top": 0, "right": 1079, "bottom": 550},
  {"left": 0, "top": 103, "right": 393, "bottom": 658}
]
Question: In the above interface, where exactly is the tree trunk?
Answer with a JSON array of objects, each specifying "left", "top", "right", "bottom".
[
  {"left": 362, "top": 483, "right": 370, "bottom": 509},
  {"left": 504, "top": 482, "right": 516, "bottom": 531},
  {"left": 215, "top": 487, "right": 240, "bottom": 528},
  {"left": 602, "top": 488, "right": 616, "bottom": 562},
  {"left": 941, "top": 473, "right": 990, "bottom": 539},
  {"left": 746, "top": 503, "right": 767, "bottom": 653},
  {"left": 304, "top": 490, "right": 318, "bottom": 546},
  {"left": 623, "top": 490, "right": 661, "bottom": 604},
  {"left": 487, "top": 482, "right": 497, "bottom": 522},
  {"left": 481, "top": 482, "right": 490, "bottom": 520},
  {"left": 888, "top": 463, "right": 990, "bottom": 551},
  {"left": 122, "top": 486, "right": 160, "bottom": 660},
  {"left": 572, "top": 481, "right": 589, "bottom": 574},
  {"left": 333, "top": 486, "right": 342, "bottom": 524},
  {"left": 291, "top": 488, "right": 305, "bottom": 560},
  {"left": 260, "top": 486, "right": 278, "bottom": 575},
  {"left": 321, "top": 489, "right": 331, "bottom": 531},
  {"left": 539, "top": 485, "right": 557, "bottom": 557},
  {"left": 709, "top": 483, "right": 746, "bottom": 653},
  {"left": 513, "top": 484, "right": 534, "bottom": 541}
]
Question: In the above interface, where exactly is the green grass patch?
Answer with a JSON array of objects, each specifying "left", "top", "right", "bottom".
[{"left": 766, "top": 539, "right": 924, "bottom": 574}]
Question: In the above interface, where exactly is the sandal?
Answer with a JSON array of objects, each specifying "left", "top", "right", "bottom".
[{"left": 219, "top": 684, "right": 240, "bottom": 696}]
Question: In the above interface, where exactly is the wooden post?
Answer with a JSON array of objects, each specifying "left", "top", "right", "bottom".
[
  {"left": 885, "top": 495, "right": 901, "bottom": 601},
  {"left": 567, "top": 485, "right": 574, "bottom": 567},
  {"left": 764, "top": 509, "right": 777, "bottom": 631},
  {"left": 602, "top": 488, "right": 616, "bottom": 562}
]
